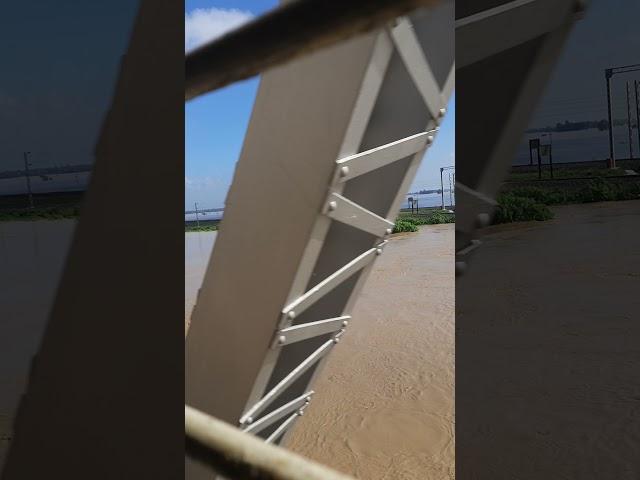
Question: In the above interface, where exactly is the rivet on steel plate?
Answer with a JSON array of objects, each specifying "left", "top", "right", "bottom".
[
  {"left": 287, "top": 311, "right": 296, "bottom": 320},
  {"left": 278, "top": 335, "right": 287, "bottom": 345},
  {"left": 342, "top": 320, "right": 349, "bottom": 327},
  {"left": 339, "top": 166, "right": 350, "bottom": 177},
  {"left": 385, "top": 228, "right": 392, "bottom": 235},
  {"left": 328, "top": 201, "right": 337, "bottom": 211},
  {"left": 426, "top": 135, "right": 434, "bottom": 144},
  {"left": 439, "top": 107, "right": 446, "bottom": 117},
  {"left": 305, "top": 396, "right": 312, "bottom": 403},
  {"left": 298, "top": 409, "right": 305, "bottom": 416},
  {"left": 245, "top": 416, "right": 253, "bottom": 425},
  {"left": 376, "top": 248, "right": 383, "bottom": 255},
  {"left": 333, "top": 337, "right": 340, "bottom": 344}
]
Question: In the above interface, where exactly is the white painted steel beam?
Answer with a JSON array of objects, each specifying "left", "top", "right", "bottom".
[
  {"left": 265, "top": 412, "right": 300, "bottom": 444},
  {"left": 335, "top": 131, "right": 435, "bottom": 183},
  {"left": 390, "top": 17, "right": 445, "bottom": 118},
  {"left": 280, "top": 246, "right": 380, "bottom": 321},
  {"left": 186, "top": 2, "right": 454, "bottom": 470},
  {"left": 276, "top": 316, "right": 351, "bottom": 346},
  {"left": 456, "top": 0, "right": 579, "bottom": 67},
  {"left": 324, "top": 193, "right": 394, "bottom": 237},
  {"left": 240, "top": 339, "right": 336, "bottom": 425},
  {"left": 455, "top": 0, "right": 582, "bottom": 260},
  {"left": 243, "top": 391, "right": 314, "bottom": 434}
]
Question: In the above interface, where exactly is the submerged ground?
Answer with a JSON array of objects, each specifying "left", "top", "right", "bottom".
[
  {"left": 186, "top": 224, "right": 456, "bottom": 479},
  {"left": 457, "top": 200, "right": 640, "bottom": 479}
]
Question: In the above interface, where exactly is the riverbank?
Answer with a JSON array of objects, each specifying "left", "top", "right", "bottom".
[{"left": 495, "top": 173, "right": 640, "bottom": 224}]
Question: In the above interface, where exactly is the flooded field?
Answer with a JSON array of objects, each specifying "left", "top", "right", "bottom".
[
  {"left": 185, "top": 225, "right": 455, "bottom": 479},
  {"left": 457, "top": 200, "right": 640, "bottom": 479}
]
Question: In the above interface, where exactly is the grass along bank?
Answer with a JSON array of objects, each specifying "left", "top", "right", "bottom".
[
  {"left": 393, "top": 210, "right": 455, "bottom": 233},
  {"left": 185, "top": 219, "right": 219, "bottom": 232},
  {"left": 0, "top": 206, "right": 80, "bottom": 221},
  {"left": 494, "top": 177, "right": 640, "bottom": 224}
]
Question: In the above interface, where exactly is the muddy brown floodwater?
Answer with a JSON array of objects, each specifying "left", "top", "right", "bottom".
[
  {"left": 185, "top": 224, "right": 455, "bottom": 479},
  {"left": 457, "top": 200, "right": 640, "bottom": 479}
]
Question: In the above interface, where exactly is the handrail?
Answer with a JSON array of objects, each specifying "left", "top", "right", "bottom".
[
  {"left": 185, "top": 0, "right": 440, "bottom": 100},
  {"left": 185, "top": 405, "right": 355, "bottom": 480}
]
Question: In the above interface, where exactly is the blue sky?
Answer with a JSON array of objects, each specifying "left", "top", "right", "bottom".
[
  {"left": 185, "top": 1, "right": 455, "bottom": 209},
  {"left": 0, "top": 1, "right": 138, "bottom": 173}
]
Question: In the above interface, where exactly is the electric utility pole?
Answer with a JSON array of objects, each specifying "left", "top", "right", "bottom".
[
  {"left": 627, "top": 81, "right": 633, "bottom": 160},
  {"left": 23, "top": 151, "right": 34, "bottom": 209}
]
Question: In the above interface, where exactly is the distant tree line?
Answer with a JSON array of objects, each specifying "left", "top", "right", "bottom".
[
  {"left": 527, "top": 118, "right": 638, "bottom": 134},
  {"left": 409, "top": 189, "right": 444, "bottom": 195},
  {"left": 0, "top": 163, "right": 93, "bottom": 179}
]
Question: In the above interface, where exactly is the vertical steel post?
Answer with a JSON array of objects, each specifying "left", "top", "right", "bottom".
[
  {"left": 195, "top": 202, "right": 200, "bottom": 228},
  {"left": 635, "top": 80, "right": 640, "bottom": 157},
  {"left": 537, "top": 146, "right": 542, "bottom": 180},
  {"left": 23, "top": 151, "right": 34, "bottom": 209},
  {"left": 440, "top": 167, "right": 445, "bottom": 210},
  {"left": 606, "top": 69, "right": 615, "bottom": 168},
  {"left": 627, "top": 81, "right": 633, "bottom": 160}
]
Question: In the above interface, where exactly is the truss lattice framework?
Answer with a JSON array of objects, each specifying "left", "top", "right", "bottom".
[
  {"left": 454, "top": 0, "right": 584, "bottom": 265},
  {"left": 238, "top": 15, "right": 454, "bottom": 443},
  {"left": 185, "top": 5, "right": 454, "bottom": 472}
]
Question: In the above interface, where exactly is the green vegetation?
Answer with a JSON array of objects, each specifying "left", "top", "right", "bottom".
[
  {"left": 393, "top": 210, "right": 455, "bottom": 233},
  {"left": 393, "top": 219, "right": 419, "bottom": 233},
  {"left": 185, "top": 224, "right": 218, "bottom": 232},
  {"left": 495, "top": 178, "right": 640, "bottom": 224},
  {"left": 0, "top": 206, "right": 80, "bottom": 221},
  {"left": 494, "top": 193, "right": 554, "bottom": 224},
  {"left": 504, "top": 179, "right": 640, "bottom": 206}
]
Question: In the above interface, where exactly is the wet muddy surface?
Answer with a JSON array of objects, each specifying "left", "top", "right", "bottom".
[
  {"left": 457, "top": 200, "right": 640, "bottom": 479},
  {"left": 185, "top": 225, "right": 455, "bottom": 479}
]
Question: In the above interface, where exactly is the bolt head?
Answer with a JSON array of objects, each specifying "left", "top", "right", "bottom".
[
  {"left": 426, "top": 135, "right": 434, "bottom": 144},
  {"left": 298, "top": 409, "right": 305, "bottom": 416},
  {"left": 328, "top": 201, "right": 337, "bottom": 211},
  {"left": 385, "top": 228, "right": 392, "bottom": 235},
  {"left": 376, "top": 248, "right": 383, "bottom": 255},
  {"left": 439, "top": 107, "right": 446, "bottom": 117},
  {"left": 339, "top": 166, "right": 350, "bottom": 177},
  {"left": 278, "top": 335, "right": 287, "bottom": 345},
  {"left": 287, "top": 311, "right": 296, "bottom": 320},
  {"left": 245, "top": 416, "right": 253, "bottom": 425},
  {"left": 305, "top": 396, "right": 312, "bottom": 403},
  {"left": 342, "top": 320, "right": 349, "bottom": 327},
  {"left": 333, "top": 337, "right": 340, "bottom": 344}
]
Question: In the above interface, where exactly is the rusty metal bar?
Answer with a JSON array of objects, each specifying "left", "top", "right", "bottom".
[{"left": 185, "top": 0, "right": 440, "bottom": 100}]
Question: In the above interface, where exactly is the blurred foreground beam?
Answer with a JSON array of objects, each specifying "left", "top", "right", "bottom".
[
  {"left": 185, "top": 0, "right": 440, "bottom": 100},
  {"left": 185, "top": 406, "right": 355, "bottom": 480}
]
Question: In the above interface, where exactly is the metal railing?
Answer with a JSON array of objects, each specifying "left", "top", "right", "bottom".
[{"left": 185, "top": 0, "right": 446, "bottom": 477}]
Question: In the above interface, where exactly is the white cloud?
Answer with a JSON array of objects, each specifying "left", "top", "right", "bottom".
[
  {"left": 185, "top": 7, "right": 254, "bottom": 52},
  {"left": 185, "top": 175, "right": 226, "bottom": 190}
]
